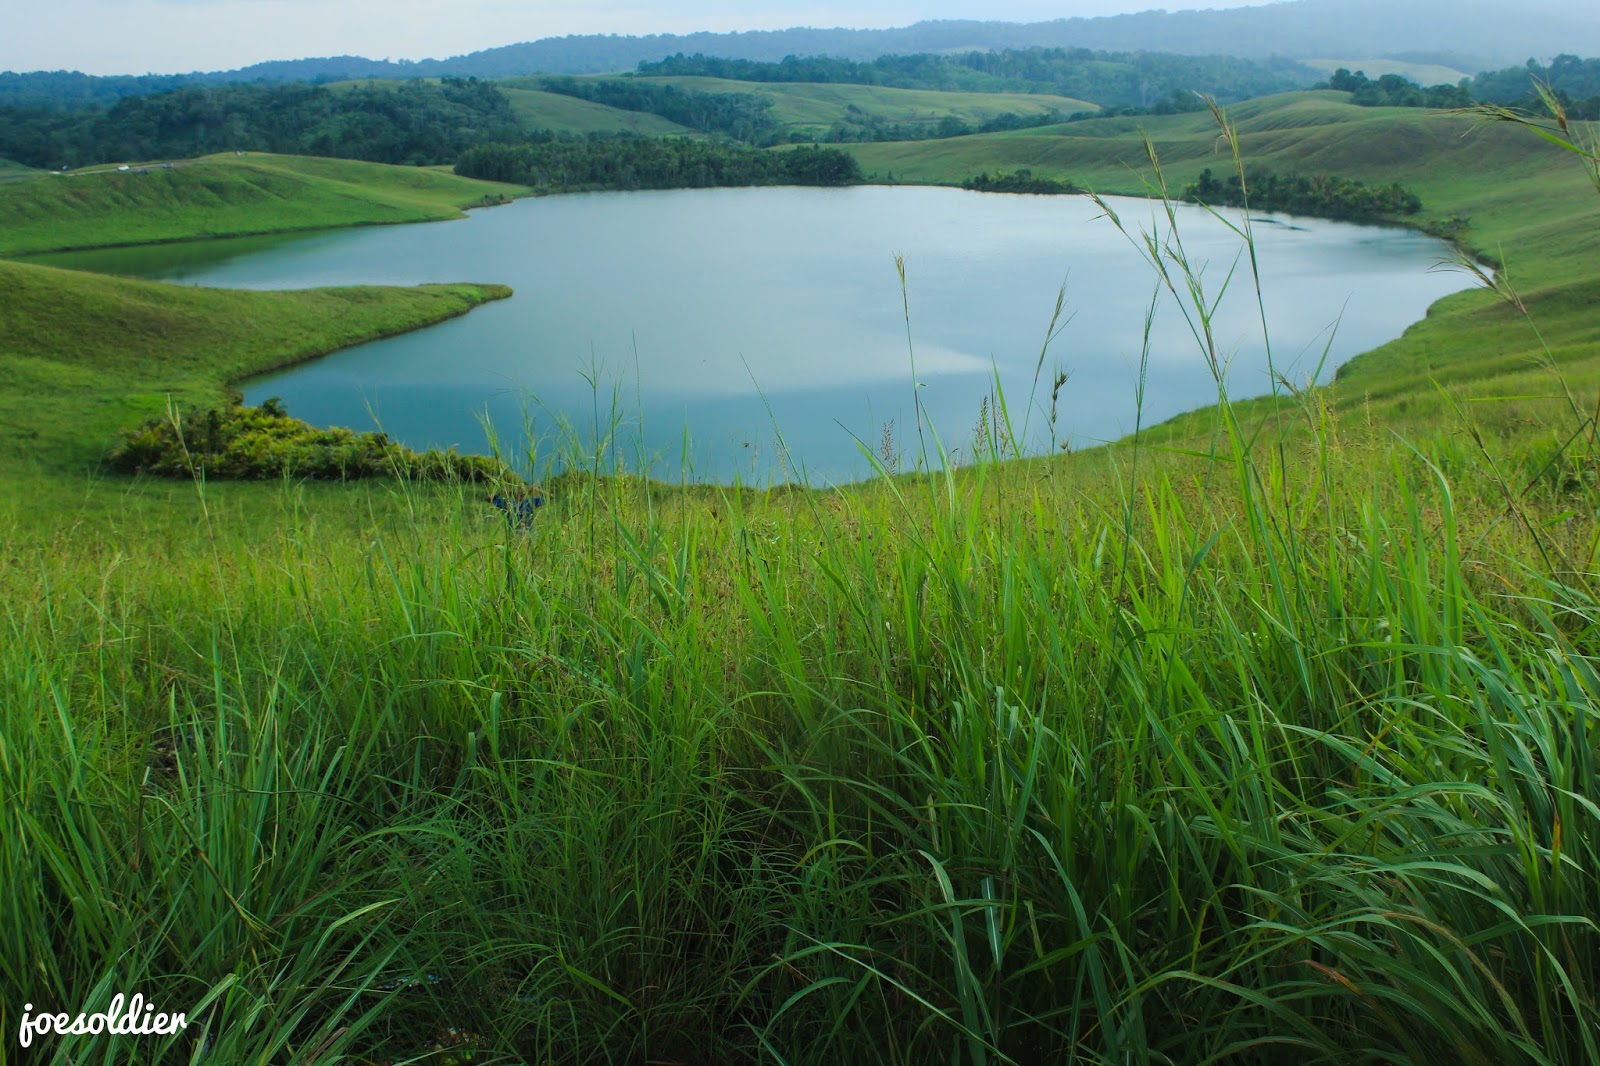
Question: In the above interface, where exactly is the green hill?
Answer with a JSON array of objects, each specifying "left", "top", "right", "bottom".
[
  {"left": 0, "top": 258, "right": 508, "bottom": 469},
  {"left": 629, "top": 76, "right": 1098, "bottom": 138},
  {"left": 0, "top": 156, "right": 37, "bottom": 183},
  {"left": 500, "top": 86, "right": 699, "bottom": 135},
  {"left": 0, "top": 153, "right": 524, "bottom": 256}
]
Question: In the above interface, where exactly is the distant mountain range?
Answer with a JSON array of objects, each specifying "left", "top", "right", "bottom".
[{"left": 4, "top": 0, "right": 1598, "bottom": 97}]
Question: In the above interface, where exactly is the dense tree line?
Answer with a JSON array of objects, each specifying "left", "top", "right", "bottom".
[
  {"left": 455, "top": 134, "right": 860, "bottom": 191},
  {"left": 636, "top": 48, "right": 1321, "bottom": 109},
  {"left": 961, "top": 169, "right": 1080, "bottom": 195},
  {"left": 636, "top": 52, "right": 1000, "bottom": 92},
  {"left": 1323, "top": 58, "right": 1600, "bottom": 119},
  {"left": 1184, "top": 167, "right": 1422, "bottom": 222},
  {"left": 1324, "top": 68, "right": 1473, "bottom": 109},
  {"left": 0, "top": 71, "right": 197, "bottom": 110},
  {"left": 1471, "top": 55, "right": 1600, "bottom": 119},
  {"left": 820, "top": 106, "right": 1074, "bottom": 143},
  {"left": 537, "top": 77, "right": 784, "bottom": 143},
  {"left": 0, "top": 78, "right": 522, "bottom": 169}
]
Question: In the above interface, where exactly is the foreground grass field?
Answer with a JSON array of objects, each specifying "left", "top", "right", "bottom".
[
  {"left": 2, "top": 95, "right": 1599, "bottom": 1062},
  {"left": 5, "top": 373, "right": 1598, "bottom": 1063},
  {"left": 0, "top": 153, "right": 525, "bottom": 255}
]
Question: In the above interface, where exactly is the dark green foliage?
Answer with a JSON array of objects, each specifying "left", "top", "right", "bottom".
[
  {"left": 0, "top": 71, "right": 197, "bottom": 110},
  {"left": 1185, "top": 166, "right": 1423, "bottom": 221},
  {"left": 1325, "top": 68, "right": 1474, "bottom": 109},
  {"left": 637, "top": 47, "right": 1321, "bottom": 109},
  {"left": 0, "top": 77, "right": 523, "bottom": 170},
  {"left": 962, "top": 168, "right": 1080, "bottom": 195},
  {"left": 455, "top": 134, "right": 861, "bottom": 191},
  {"left": 108, "top": 400, "right": 512, "bottom": 482},
  {"left": 1472, "top": 54, "right": 1600, "bottom": 119},
  {"left": 537, "top": 77, "right": 784, "bottom": 143}
]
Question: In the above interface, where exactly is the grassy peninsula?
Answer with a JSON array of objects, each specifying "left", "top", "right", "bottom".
[
  {"left": 0, "top": 258, "right": 509, "bottom": 469},
  {"left": 2, "top": 92, "right": 1599, "bottom": 1065},
  {"left": 0, "top": 152, "right": 524, "bottom": 255}
]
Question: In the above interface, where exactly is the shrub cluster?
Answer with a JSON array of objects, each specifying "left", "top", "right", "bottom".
[
  {"left": 107, "top": 399, "right": 511, "bottom": 482},
  {"left": 1184, "top": 166, "right": 1422, "bottom": 220},
  {"left": 961, "top": 167, "right": 1081, "bottom": 194}
]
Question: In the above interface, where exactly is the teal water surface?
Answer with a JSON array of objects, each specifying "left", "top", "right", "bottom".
[{"left": 39, "top": 185, "right": 1474, "bottom": 484}]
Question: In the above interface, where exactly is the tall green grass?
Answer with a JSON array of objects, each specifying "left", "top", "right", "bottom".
[{"left": 3, "top": 108, "right": 1599, "bottom": 1064}]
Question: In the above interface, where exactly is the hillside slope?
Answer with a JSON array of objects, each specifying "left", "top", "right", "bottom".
[
  {"left": 499, "top": 87, "right": 698, "bottom": 135},
  {"left": 626, "top": 76, "right": 1097, "bottom": 139},
  {"left": 0, "top": 154, "right": 523, "bottom": 255},
  {"left": 0, "top": 259, "right": 509, "bottom": 469}
]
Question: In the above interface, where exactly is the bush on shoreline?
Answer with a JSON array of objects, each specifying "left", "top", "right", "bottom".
[
  {"left": 1184, "top": 165, "right": 1422, "bottom": 220},
  {"left": 962, "top": 167, "right": 1081, "bottom": 194},
  {"left": 107, "top": 399, "right": 511, "bottom": 482}
]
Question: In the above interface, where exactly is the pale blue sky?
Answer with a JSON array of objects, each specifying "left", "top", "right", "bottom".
[{"left": 4, "top": 0, "right": 1274, "bottom": 76}]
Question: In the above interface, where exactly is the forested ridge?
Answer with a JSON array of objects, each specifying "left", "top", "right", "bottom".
[
  {"left": 0, "top": 78, "right": 522, "bottom": 168},
  {"left": 455, "top": 136, "right": 860, "bottom": 191},
  {"left": 635, "top": 48, "right": 1321, "bottom": 110}
]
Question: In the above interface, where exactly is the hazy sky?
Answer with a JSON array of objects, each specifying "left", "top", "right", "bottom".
[{"left": 4, "top": 1, "right": 1277, "bottom": 76}]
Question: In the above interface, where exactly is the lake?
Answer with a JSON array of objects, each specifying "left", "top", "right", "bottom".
[{"left": 38, "top": 185, "right": 1474, "bottom": 484}]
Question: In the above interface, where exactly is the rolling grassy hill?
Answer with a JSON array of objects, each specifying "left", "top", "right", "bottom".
[
  {"left": 0, "top": 156, "right": 37, "bottom": 183},
  {"left": 627, "top": 76, "right": 1098, "bottom": 138},
  {"left": 0, "top": 153, "right": 524, "bottom": 256},
  {"left": 0, "top": 258, "right": 509, "bottom": 470},
  {"left": 498, "top": 84, "right": 699, "bottom": 135}
]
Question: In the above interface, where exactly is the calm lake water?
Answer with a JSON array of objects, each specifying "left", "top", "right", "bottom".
[{"left": 40, "top": 186, "right": 1473, "bottom": 484}]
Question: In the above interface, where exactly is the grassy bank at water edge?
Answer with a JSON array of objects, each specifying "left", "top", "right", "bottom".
[
  {"left": 0, "top": 258, "right": 509, "bottom": 470},
  {"left": 0, "top": 152, "right": 525, "bottom": 255}
]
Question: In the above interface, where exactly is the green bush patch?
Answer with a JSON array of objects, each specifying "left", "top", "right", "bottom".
[
  {"left": 108, "top": 398, "right": 514, "bottom": 482},
  {"left": 1184, "top": 165, "right": 1422, "bottom": 220},
  {"left": 961, "top": 167, "right": 1081, "bottom": 195}
]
